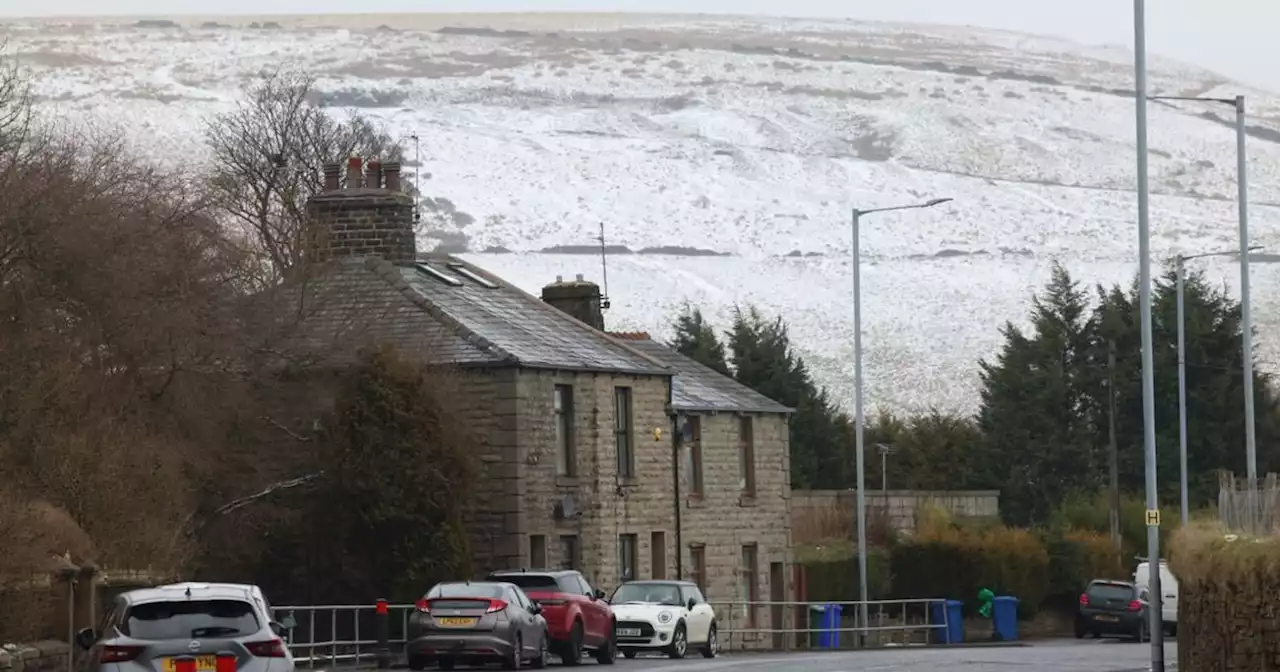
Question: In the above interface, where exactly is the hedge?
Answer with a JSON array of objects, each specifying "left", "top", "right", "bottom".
[
  {"left": 890, "top": 523, "right": 1050, "bottom": 617},
  {"left": 795, "top": 539, "right": 890, "bottom": 602}
]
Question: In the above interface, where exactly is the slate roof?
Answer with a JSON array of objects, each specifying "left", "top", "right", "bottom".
[
  {"left": 290, "top": 254, "right": 672, "bottom": 376},
  {"left": 611, "top": 333, "right": 792, "bottom": 414}
]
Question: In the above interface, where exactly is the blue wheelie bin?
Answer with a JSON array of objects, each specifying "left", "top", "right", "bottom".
[
  {"left": 991, "top": 596, "right": 1020, "bottom": 641},
  {"left": 811, "top": 603, "right": 844, "bottom": 648},
  {"left": 929, "top": 600, "right": 965, "bottom": 643}
]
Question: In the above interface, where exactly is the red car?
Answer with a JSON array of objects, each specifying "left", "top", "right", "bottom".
[{"left": 485, "top": 569, "right": 615, "bottom": 665}]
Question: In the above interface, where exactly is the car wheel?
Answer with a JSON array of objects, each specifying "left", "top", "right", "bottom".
[
  {"left": 622, "top": 651, "right": 637, "bottom": 659},
  {"left": 439, "top": 660, "right": 455, "bottom": 671},
  {"left": 530, "top": 632, "right": 548, "bottom": 669},
  {"left": 560, "top": 620, "right": 584, "bottom": 666},
  {"left": 700, "top": 623, "right": 718, "bottom": 658},
  {"left": 504, "top": 634, "right": 523, "bottom": 670},
  {"left": 593, "top": 622, "right": 616, "bottom": 665},
  {"left": 665, "top": 623, "right": 687, "bottom": 660},
  {"left": 407, "top": 656, "right": 428, "bottom": 671}
]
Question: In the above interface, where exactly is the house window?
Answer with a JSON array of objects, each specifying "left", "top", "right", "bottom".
[
  {"left": 554, "top": 385, "right": 576, "bottom": 476},
  {"left": 559, "top": 535, "right": 580, "bottom": 570},
  {"left": 618, "top": 534, "right": 638, "bottom": 582},
  {"left": 650, "top": 531, "right": 667, "bottom": 580},
  {"left": 739, "top": 416, "right": 756, "bottom": 496},
  {"left": 686, "top": 416, "right": 704, "bottom": 497},
  {"left": 690, "top": 544, "right": 707, "bottom": 592},
  {"left": 741, "top": 544, "right": 759, "bottom": 626},
  {"left": 614, "top": 387, "right": 634, "bottom": 478},
  {"left": 530, "top": 535, "right": 547, "bottom": 568}
]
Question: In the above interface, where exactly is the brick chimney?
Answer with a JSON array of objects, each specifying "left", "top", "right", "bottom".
[
  {"left": 306, "top": 156, "right": 415, "bottom": 263},
  {"left": 542, "top": 274, "right": 605, "bottom": 330}
]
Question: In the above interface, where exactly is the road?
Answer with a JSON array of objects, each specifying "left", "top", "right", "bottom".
[{"left": 613, "top": 639, "right": 1177, "bottom": 671}]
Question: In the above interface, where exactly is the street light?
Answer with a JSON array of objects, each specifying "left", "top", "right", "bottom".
[
  {"left": 1174, "top": 246, "right": 1263, "bottom": 527},
  {"left": 1132, "top": 1, "right": 1164, "bottom": 669},
  {"left": 1151, "top": 92, "right": 1257, "bottom": 526},
  {"left": 850, "top": 197, "right": 951, "bottom": 641}
]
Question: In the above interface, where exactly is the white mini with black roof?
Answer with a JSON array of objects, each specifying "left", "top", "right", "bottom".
[{"left": 607, "top": 580, "right": 717, "bottom": 659}]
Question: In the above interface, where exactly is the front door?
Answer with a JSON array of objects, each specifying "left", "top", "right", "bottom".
[{"left": 769, "top": 563, "right": 786, "bottom": 650}]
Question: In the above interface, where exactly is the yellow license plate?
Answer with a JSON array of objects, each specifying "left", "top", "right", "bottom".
[
  {"left": 163, "top": 656, "right": 217, "bottom": 672},
  {"left": 436, "top": 617, "right": 477, "bottom": 627}
]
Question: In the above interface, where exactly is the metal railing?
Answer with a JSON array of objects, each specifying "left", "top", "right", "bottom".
[
  {"left": 706, "top": 599, "right": 951, "bottom": 651},
  {"left": 270, "top": 598, "right": 957, "bottom": 663},
  {"left": 270, "top": 603, "right": 415, "bottom": 668}
]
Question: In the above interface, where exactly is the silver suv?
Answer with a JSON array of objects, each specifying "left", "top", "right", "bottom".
[{"left": 76, "top": 582, "right": 296, "bottom": 672}]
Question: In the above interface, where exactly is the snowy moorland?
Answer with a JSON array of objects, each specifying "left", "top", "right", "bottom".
[{"left": 7, "top": 12, "right": 1280, "bottom": 414}]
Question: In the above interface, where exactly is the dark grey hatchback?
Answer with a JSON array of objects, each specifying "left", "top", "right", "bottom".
[
  {"left": 1075, "top": 579, "right": 1151, "bottom": 641},
  {"left": 406, "top": 582, "right": 549, "bottom": 670}
]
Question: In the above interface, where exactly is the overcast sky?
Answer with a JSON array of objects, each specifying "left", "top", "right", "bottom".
[{"left": 2, "top": 0, "right": 1276, "bottom": 91}]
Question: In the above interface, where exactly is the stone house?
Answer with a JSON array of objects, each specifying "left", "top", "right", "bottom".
[{"left": 286, "top": 157, "right": 794, "bottom": 626}]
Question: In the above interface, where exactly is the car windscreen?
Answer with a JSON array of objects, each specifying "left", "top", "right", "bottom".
[
  {"left": 123, "top": 600, "right": 260, "bottom": 640},
  {"left": 490, "top": 575, "right": 560, "bottom": 591},
  {"left": 610, "top": 583, "right": 682, "bottom": 606},
  {"left": 428, "top": 583, "right": 506, "bottom": 599},
  {"left": 1087, "top": 584, "right": 1135, "bottom": 601}
]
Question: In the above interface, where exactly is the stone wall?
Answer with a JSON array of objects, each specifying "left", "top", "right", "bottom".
[
  {"left": 1170, "top": 524, "right": 1280, "bottom": 672},
  {"left": 791, "top": 489, "right": 1000, "bottom": 543},
  {"left": 0, "top": 642, "right": 70, "bottom": 672}
]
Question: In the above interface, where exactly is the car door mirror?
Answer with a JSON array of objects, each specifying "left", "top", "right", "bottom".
[
  {"left": 529, "top": 603, "right": 542, "bottom": 615},
  {"left": 687, "top": 597, "right": 697, "bottom": 611},
  {"left": 593, "top": 589, "right": 606, "bottom": 600},
  {"left": 74, "top": 628, "right": 96, "bottom": 651}
]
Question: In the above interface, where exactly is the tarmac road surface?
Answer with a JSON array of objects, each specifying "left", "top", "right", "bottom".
[{"left": 611, "top": 639, "right": 1177, "bottom": 671}]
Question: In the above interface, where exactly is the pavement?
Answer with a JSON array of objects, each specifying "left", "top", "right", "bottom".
[
  {"left": 321, "top": 638, "right": 1176, "bottom": 672},
  {"left": 586, "top": 639, "right": 1178, "bottom": 671}
]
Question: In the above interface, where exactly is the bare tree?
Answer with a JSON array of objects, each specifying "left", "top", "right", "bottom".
[
  {"left": 205, "top": 68, "right": 407, "bottom": 288},
  {"left": 0, "top": 40, "right": 32, "bottom": 159}
]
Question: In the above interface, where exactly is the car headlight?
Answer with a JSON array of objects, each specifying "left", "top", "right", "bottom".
[{"left": 657, "top": 611, "right": 673, "bottom": 624}]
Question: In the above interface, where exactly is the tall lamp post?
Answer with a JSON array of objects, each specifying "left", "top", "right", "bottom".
[
  {"left": 1151, "top": 92, "right": 1256, "bottom": 526},
  {"left": 1132, "top": 1, "right": 1164, "bottom": 669},
  {"left": 851, "top": 197, "right": 951, "bottom": 640},
  {"left": 1174, "top": 246, "right": 1263, "bottom": 527}
]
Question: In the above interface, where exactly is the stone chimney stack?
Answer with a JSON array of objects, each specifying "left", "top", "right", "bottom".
[
  {"left": 306, "top": 156, "right": 415, "bottom": 263},
  {"left": 542, "top": 274, "right": 605, "bottom": 330}
]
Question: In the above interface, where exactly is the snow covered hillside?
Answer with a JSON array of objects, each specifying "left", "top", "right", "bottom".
[{"left": 7, "top": 12, "right": 1280, "bottom": 414}]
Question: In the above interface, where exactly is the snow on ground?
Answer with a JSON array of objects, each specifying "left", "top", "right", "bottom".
[{"left": 8, "top": 13, "right": 1280, "bottom": 413}]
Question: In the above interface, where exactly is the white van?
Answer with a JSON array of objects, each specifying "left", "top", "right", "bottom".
[{"left": 1133, "top": 560, "right": 1178, "bottom": 634}]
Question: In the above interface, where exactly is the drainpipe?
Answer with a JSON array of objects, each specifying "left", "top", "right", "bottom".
[{"left": 672, "top": 411, "right": 683, "bottom": 580}]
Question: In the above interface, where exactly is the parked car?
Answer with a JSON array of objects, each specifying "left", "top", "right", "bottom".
[
  {"left": 1134, "top": 559, "right": 1179, "bottom": 635},
  {"left": 406, "top": 581, "right": 548, "bottom": 670},
  {"left": 1075, "top": 579, "right": 1152, "bottom": 641},
  {"left": 485, "top": 569, "right": 614, "bottom": 665},
  {"left": 73, "top": 582, "right": 296, "bottom": 672},
  {"left": 608, "top": 580, "right": 717, "bottom": 659}
]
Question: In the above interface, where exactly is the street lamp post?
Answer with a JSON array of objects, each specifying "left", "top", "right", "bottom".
[
  {"left": 1174, "top": 247, "right": 1263, "bottom": 527},
  {"left": 851, "top": 197, "right": 951, "bottom": 642},
  {"left": 1132, "top": 1, "right": 1164, "bottom": 669},
  {"left": 1151, "top": 92, "right": 1256, "bottom": 528}
]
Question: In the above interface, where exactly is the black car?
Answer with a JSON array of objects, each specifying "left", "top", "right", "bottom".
[
  {"left": 406, "top": 581, "right": 549, "bottom": 670},
  {"left": 1075, "top": 579, "right": 1152, "bottom": 641}
]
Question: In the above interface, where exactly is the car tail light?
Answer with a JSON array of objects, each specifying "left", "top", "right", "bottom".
[
  {"left": 215, "top": 654, "right": 237, "bottom": 672},
  {"left": 100, "top": 645, "right": 144, "bottom": 663},
  {"left": 486, "top": 599, "right": 507, "bottom": 614},
  {"left": 1128, "top": 600, "right": 1142, "bottom": 612},
  {"left": 415, "top": 599, "right": 429, "bottom": 613},
  {"left": 244, "top": 639, "right": 288, "bottom": 658},
  {"left": 1078, "top": 594, "right": 1088, "bottom": 606}
]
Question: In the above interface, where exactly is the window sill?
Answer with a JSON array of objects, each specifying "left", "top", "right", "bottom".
[
  {"left": 684, "top": 495, "right": 706, "bottom": 509},
  {"left": 616, "top": 476, "right": 639, "bottom": 488},
  {"left": 738, "top": 494, "right": 758, "bottom": 507},
  {"left": 556, "top": 476, "right": 582, "bottom": 488}
]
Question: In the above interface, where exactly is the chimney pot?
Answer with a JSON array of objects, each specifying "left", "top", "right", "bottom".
[
  {"left": 365, "top": 159, "right": 382, "bottom": 189},
  {"left": 384, "top": 162, "right": 401, "bottom": 191},
  {"left": 555, "top": 275, "right": 563, "bottom": 283},
  {"left": 345, "top": 157, "right": 363, "bottom": 189},
  {"left": 575, "top": 273, "right": 584, "bottom": 282},
  {"left": 322, "top": 163, "right": 341, "bottom": 191}
]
